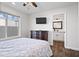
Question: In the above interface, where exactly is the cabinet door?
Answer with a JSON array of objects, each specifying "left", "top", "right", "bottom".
[
  {"left": 41, "top": 31, "right": 48, "bottom": 41},
  {"left": 36, "top": 31, "right": 41, "bottom": 39},
  {"left": 53, "top": 32, "right": 64, "bottom": 41},
  {"left": 31, "top": 31, "right": 36, "bottom": 39}
]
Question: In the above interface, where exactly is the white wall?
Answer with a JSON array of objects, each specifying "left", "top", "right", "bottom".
[
  {"left": 65, "top": 4, "right": 79, "bottom": 51},
  {"left": 0, "top": 3, "right": 1, "bottom": 10},
  {"left": 78, "top": 3, "right": 79, "bottom": 49},
  {"left": 29, "top": 4, "right": 79, "bottom": 51},
  {"left": 0, "top": 3, "right": 29, "bottom": 38},
  {"left": 29, "top": 8, "right": 66, "bottom": 45}
]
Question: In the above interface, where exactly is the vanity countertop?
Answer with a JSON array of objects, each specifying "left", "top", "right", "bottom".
[{"left": 53, "top": 31, "right": 65, "bottom": 33}]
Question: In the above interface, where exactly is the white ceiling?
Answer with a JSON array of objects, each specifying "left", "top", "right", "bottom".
[{"left": 1, "top": 2, "right": 77, "bottom": 14}]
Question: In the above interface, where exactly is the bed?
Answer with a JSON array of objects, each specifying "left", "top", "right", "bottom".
[{"left": 0, "top": 38, "right": 53, "bottom": 57}]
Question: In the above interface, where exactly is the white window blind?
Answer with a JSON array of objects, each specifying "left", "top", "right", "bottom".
[
  {"left": 0, "top": 12, "right": 6, "bottom": 38},
  {"left": 0, "top": 11, "right": 20, "bottom": 39}
]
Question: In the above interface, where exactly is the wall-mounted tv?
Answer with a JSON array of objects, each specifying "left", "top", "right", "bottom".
[{"left": 36, "top": 17, "right": 47, "bottom": 24}]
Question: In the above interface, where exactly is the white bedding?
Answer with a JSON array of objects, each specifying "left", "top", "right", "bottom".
[{"left": 0, "top": 38, "right": 53, "bottom": 57}]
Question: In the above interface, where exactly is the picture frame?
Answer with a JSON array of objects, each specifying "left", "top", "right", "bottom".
[{"left": 53, "top": 21, "right": 62, "bottom": 29}]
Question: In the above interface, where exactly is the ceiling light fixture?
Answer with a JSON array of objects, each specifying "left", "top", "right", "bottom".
[
  {"left": 12, "top": 2, "right": 37, "bottom": 8},
  {"left": 12, "top": 2, "right": 16, "bottom": 5},
  {"left": 23, "top": 2, "right": 37, "bottom": 8}
]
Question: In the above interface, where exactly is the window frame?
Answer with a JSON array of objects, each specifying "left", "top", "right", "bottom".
[{"left": 0, "top": 11, "right": 21, "bottom": 40}]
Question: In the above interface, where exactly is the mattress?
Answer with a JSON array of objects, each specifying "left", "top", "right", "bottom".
[{"left": 0, "top": 38, "right": 53, "bottom": 57}]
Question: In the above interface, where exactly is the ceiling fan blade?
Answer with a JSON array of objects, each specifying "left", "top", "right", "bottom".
[
  {"left": 23, "top": 2, "right": 29, "bottom": 6},
  {"left": 23, "top": 3, "right": 26, "bottom": 6},
  {"left": 31, "top": 2, "right": 37, "bottom": 7}
]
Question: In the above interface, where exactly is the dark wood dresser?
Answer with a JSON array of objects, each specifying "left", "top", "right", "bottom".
[{"left": 31, "top": 31, "right": 48, "bottom": 41}]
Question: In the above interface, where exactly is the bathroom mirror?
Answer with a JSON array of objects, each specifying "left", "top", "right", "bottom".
[{"left": 53, "top": 21, "right": 62, "bottom": 29}]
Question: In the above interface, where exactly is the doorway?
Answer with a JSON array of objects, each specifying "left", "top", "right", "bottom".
[{"left": 52, "top": 13, "right": 66, "bottom": 56}]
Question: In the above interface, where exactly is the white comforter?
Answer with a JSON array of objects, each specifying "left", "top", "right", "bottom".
[{"left": 0, "top": 38, "right": 53, "bottom": 57}]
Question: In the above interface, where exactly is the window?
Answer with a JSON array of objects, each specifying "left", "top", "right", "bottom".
[
  {"left": 0, "top": 11, "right": 20, "bottom": 39},
  {"left": 7, "top": 15, "right": 19, "bottom": 37},
  {"left": 0, "top": 12, "right": 6, "bottom": 38}
]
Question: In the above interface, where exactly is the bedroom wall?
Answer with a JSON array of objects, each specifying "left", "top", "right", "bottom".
[
  {"left": 66, "top": 4, "right": 79, "bottom": 51},
  {"left": 78, "top": 2, "right": 79, "bottom": 49},
  {"left": 0, "top": 3, "right": 29, "bottom": 38},
  {"left": 78, "top": 2, "right": 79, "bottom": 51},
  {"left": 0, "top": 3, "right": 1, "bottom": 10},
  {"left": 29, "top": 4, "right": 79, "bottom": 51},
  {"left": 29, "top": 8, "right": 66, "bottom": 45}
]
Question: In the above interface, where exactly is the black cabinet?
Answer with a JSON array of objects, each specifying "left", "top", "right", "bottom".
[{"left": 31, "top": 31, "right": 48, "bottom": 41}]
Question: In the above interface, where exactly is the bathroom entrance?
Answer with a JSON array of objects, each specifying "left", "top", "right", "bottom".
[{"left": 52, "top": 13, "right": 65, "bottom": 56}]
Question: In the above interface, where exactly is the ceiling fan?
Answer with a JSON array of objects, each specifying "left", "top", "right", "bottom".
[{"left": 23, "top": 2, "right": 37, "bottom": 7}]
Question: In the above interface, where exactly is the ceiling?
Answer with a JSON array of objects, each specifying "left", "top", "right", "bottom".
[{"left": 1, "top": 2, "right": 77, "bottom": 14}]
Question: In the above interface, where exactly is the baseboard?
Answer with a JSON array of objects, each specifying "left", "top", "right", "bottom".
[
  {"left": 65, "top": 46, "right": 79, "bottom": 51},
  {"left": 53, "top": 40, "right": 64, "bottom": 42}
]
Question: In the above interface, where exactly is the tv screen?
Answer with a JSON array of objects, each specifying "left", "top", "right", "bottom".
[{"left": 36, "top": 17, "right": 46, "bottom": 24}]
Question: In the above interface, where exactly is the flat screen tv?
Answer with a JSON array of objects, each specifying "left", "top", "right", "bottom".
[{"left": 36, "top": 17, "right": 47, "bottom": 24}]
